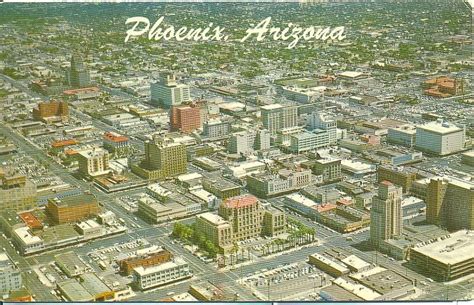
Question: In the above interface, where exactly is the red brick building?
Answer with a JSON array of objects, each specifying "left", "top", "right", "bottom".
[
  {"left": 170, "top": 105, "right": 201, "bottom": 133},
  {"left": 118, "top": 248, "right": 173, "bottom": 275}
]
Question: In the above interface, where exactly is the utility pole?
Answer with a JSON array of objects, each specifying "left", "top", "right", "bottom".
[{"left": 267, "top": 279, "right": 271, "bottom": 301}]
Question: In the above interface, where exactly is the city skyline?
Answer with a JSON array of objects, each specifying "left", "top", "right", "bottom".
[{"left": 0, "top": 0, "right": 472, "bottom": 302}]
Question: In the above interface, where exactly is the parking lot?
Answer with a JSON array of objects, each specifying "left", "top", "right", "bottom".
[{"left": 86, "top": 238, "right": 150, "bottom": 276}]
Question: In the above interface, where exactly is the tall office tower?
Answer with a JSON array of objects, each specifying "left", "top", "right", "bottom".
[
  {"left": 138, "top": 136, "right": 187, "bottom": 180},
  {"left": 170, "top": 105, "right": 201, "bottom": 133},
  {"left": 0, "top": 167, "right": 37, "bottom": 212},
  {"left": 261, "top": 104, "right": 298, "bottom": 135},
  {"left": 76, "top": 147, "right": 111, "bottom": 179},
  {"left": 150, "top": 73, "right": 191, "bottom": 109},
  {"left": 426, "top": 177, "right": 474, "bottom": 231},
  {"left": 66, "top": 53, "right": 91, "bottom": 88},
  {"left": 370, "top": 181, "right": 403, "bottom": 247},
  {"left": 307, "top": 111, "right": 337, "bottom": 145}
]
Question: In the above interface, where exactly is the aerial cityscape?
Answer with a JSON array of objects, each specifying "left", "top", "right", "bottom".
[{"left": 0, "top": 0, "right": 473, "bottom": 302}]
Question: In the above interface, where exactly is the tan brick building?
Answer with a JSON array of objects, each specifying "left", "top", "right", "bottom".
[{"left": 46, "top": 194, "right": 100, "bottom": 224}]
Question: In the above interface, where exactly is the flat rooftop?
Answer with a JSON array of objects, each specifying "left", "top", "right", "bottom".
[
  {"left": 417, "top": 121, "right": 462, "bottom": 134},
  {"left": 198, "top": 212, "right": 228, "bottom": 226},
  {"left": 411, "top": 229, "right": 474, "bottom": 265},
  {"left": 50, "top": 193, "right": 97, "bottom": 207},
  {"left": 309, "top": 253, "right": 350, "bottom": 274},
  {"left": 351, "top": 267, "right": 413, "bottom": 295},
  {"left": 134, "top": 257, "right": 187, "bottom": 276},
  {"left": 261, "top": 104, "right": 282, "bottom": 110},
  {"left": 341, "top": 255, "right": 371, "bottom": 271}
]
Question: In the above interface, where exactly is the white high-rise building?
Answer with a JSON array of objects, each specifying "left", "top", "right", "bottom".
[
  {"left": 150, "top": 73, "right": 191, "bottom": 108},
  {"left": 370, "top": 181, "right": 403, "bottom": 246},
  {"left": 0, "top": 252, "right": 22, "bottom": 294},
  {"left": 77, "top": 148, "right": 111, "bottom": 178},
  {"left": 261, "top": 104, "right": 298, "bottom": 135},
  {"left": 415, "top": 120, "right": 465, "bottom": 156},
  {"left": 307, "top": 111, "right": 337, "bottom": 145},
  {"left": 227, "top": 129, "right": 271, "bottom": 155}
]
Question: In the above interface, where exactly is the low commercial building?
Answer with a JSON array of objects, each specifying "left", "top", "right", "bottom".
[
  {"left": 401, "top": 196, "right": 425, "bottom": 218},
  {"left": 192, "top": 157, "right": 221, "bottom": 172},
  {"left": 246, "top": 168, "right": 312, "bottom": 198},
  {"left": 223, "top": 161, "right": 266, "bottom": 180},
  {"left": 339, "top": 139, "right": 369, "bottom": 152},
  {"left": 55, "top": 251, "right": 91, "bottom": 277},
  {"left": 276, "top": 126, "right": 305, "bottom": 147},
  {"left": 341, "top": 160, "right": 376, "bottom": 177},
  {"left": 301, "top": 185, "right": 342, "bottom": 204},
  {"left": 57, "top": 273, "right": 115, "bottom": 301},
  {"left": 283, "top": 193, "right": 319, "bottom": 217},
  {"left": 341, "top": 255, "right": 372, "bottom": 273},
  {"left": 308, "top": 253, "right": 350, "bottom": 277},
  {"left": 137, "top": 197, "right": 187, "bottom": 223},
  {"left": 132, "top": 257, "right": 192, "bottom": 290},
  {"left": 202, "top": 175, "right": 240, "bottom": 200},
  {"left": 349, "top": 267, "right": 417, "bottom": 300},
  {"left": 3, "top": 209, "right": 125, "bottom": 256},
  {"left": 188, "top": 281, "right": 232, "bottom": 301},
  {"left": 75, "top": 220, "right": 103, "bottom": 239},
  {"left": 355, "top": 192, "right": 375, "bottom": 209},
  {"left": 282, "top": 85, "right": 325, "bottom": 103},
  {"left": 318, "top": 205, "right": 371, "bottom": 233},
  {"left": 119, "top": 247, "right": 172, "bottom": 275},
  {"left": 102, "top": 113, "right": 142, "bottom": 129},
  {"left": 409, "top": 229, "right": 474, "bottom": 281}
]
